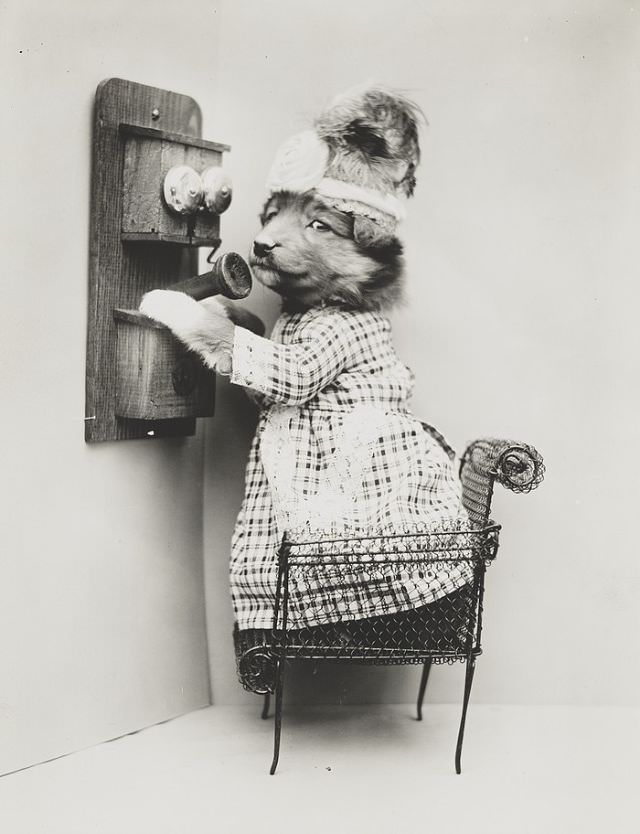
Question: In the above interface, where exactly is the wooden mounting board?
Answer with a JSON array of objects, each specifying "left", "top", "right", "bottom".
[{"left": 85, "top": 78, "right": 217, "bottom": 442}]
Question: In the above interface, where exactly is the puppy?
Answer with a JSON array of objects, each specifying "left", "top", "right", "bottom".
[{"left": 141, "top": 85, "right": 470, "bottom": 634}]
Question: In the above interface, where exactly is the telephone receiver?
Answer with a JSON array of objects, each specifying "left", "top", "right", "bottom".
[{"left": 165, "top": 252, "right": 265, "bottom": 336}]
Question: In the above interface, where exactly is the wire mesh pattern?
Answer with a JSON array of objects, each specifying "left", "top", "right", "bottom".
[
  {"left": 231, "top": 435, "right": 545, "bottom": 774},
  {"left": 234, "top": 581, "right": 481, "bottom": 694},
  {"left": 274, "top": 580, "right": 481, "bottom": 662},
  {"left": 235, "top": 523, "right": 499, "bottom": 692},
  {"left": 276, "top": 523, "right": 498, "bottom": 655}
]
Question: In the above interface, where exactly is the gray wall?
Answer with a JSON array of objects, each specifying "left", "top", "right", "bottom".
[
  {"left": 0, "top": 0, "right": 220, "bottom": 774},
  {"left": 203, "top": 0, "right": 640, "bottom": 707}
]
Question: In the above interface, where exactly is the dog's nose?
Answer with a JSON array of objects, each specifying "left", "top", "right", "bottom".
[{"left": 253, "top": 239, "right": 276, "bottom": 258}]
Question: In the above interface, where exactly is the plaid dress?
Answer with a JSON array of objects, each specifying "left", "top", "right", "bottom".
[{"left": 229, "top": 307, "right": 471, "bottom": 630}]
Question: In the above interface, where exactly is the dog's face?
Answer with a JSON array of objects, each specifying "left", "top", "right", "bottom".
[{"left": 249, "top": 191, "right": 404, "bottom": 312}]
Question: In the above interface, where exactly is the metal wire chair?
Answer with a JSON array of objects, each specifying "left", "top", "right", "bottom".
[{"left": 234, "top": 432, "right": 545, "bottom": 774}]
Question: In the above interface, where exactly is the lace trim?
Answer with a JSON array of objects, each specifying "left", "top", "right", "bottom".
[
  {"left": 260, "top": 405, "right": 414, "bottom": 532},
  {"left": 230, "top": 327, "right": 268, "bottom": 392},
  {"left": 319, "top": 195, "right": 398, "bottom": 230}
]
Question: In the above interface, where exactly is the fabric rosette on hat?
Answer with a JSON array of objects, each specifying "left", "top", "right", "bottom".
[{"left": 266, "top": 130, "right": 329, "bottom": 194}]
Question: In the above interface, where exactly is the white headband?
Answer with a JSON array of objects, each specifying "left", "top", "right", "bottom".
[{"left": 315, "top": 178, "right": 405, "bottom": 222}]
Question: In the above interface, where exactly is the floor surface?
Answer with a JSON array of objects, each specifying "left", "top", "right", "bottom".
[{"left": 0, "top": 703, "right": 637, "bottom": 834}]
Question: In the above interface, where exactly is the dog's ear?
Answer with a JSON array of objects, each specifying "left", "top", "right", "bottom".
[
  {"left": 342, "top": 119, "right": 389, "bottom": 159},
  {"left": 353, "top": 216, "right": 395, "bottom": 247},
  {"left": 316, "top": 85, "right": 422, "bottom": 197}
]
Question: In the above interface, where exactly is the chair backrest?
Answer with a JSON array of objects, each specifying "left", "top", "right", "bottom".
[
  {"left": 459, "top": 438, "right": 545, "bottom": 526},
  {"left": 460, "top": 449, "right": 497, "bottom": 526},
  {"left": 419, "top": 423, "right": 496, "bottom": 526}
]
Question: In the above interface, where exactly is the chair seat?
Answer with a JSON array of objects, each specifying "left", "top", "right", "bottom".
[
  {"left": 234, "top": 521, "right": 500, "bottom": 695},
  {"left": 235, "top": 581, "right": 480, "bottom": 694}
]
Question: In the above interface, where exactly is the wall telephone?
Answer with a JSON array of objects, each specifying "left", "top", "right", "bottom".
[{"left": 85, "top": 78, "right": 261, "bottom": 443}]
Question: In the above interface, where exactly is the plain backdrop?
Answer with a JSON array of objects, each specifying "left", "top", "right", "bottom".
[
  {"left": 1, "top": 0, "right": 638, "bottom": 774},
  {"left": 204, "top": 0, "right": 640, "bottom": 708}
]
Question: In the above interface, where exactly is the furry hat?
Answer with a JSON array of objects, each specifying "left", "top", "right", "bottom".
[{"left": 265, "top": 85, "right": 422, "bottom": 245}]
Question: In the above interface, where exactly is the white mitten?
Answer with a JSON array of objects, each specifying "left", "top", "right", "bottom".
[{"left": 139, "top": 290, "right": 235, "bottom": 373}]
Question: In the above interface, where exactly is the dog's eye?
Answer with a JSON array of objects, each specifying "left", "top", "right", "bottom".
[
  {"left": 308, "top": 219, "right": 331, "bottom": 232},
  {"left": 263, "top": 210, "right": 279, "bottom": 224}
]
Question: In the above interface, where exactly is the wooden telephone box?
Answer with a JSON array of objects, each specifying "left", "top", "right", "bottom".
[{"left": 85, "top": 78, "right": 234, "bottom": 442}]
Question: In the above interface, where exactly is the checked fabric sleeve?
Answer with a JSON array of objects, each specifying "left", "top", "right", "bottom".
[{"left": 230, "top": 312, "right": 355, "bottom": 405}]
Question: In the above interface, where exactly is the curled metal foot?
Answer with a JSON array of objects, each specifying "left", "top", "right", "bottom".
[{"left": 238, "top": 646, "right": 276, "bottom": 695}]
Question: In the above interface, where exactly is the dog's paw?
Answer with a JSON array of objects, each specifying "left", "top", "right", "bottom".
[
  {"left": 140, "top": 289, "right": 236, "bottom": 373},
  {"left": 139, "top": 290, "right": 201, "bottom": 332},
  {"left": 198, "top": 296, "right": 231, "bottom": 318}
]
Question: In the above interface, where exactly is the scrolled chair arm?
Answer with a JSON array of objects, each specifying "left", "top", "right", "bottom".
[{"left": 460, "top": 438, "right": 545, "bottom": 494}]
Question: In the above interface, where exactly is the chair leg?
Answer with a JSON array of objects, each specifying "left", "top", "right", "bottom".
[
  {"left": 416, "top": 660, "right": 432, "bottom": 721},
  {"left": 261, "top": 692, "right": 271, "bottom": 720},
  {"left": 269, "top": 657, "right": 285, "bottom": 775},
  {"left": 455, "top": 656, "right": 476, "bottom": 774}
]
